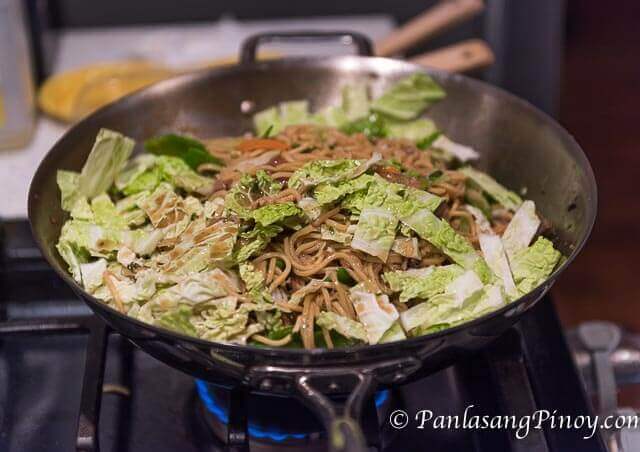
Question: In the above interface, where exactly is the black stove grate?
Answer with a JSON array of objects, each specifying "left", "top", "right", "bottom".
[{"left": 0, "top": 220, "right": 608, "bottom": 452}]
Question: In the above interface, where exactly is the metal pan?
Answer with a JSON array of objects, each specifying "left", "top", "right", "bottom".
[{"left": 28, "top": 31, "right": 597, "bottom": 452}]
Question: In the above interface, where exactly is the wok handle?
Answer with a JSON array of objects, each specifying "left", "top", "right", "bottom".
[
  {"left": 375, "top": 0, "right": 485, "bottom": 57},
  {"left": 240, "top": 31, "right": 374, "bottom": 63},
  {"left": 409, "top": 39, "right": 494, "bottom": 73},
  {"left": 295, "top": 371, "right": 376, "bottom": 452}
]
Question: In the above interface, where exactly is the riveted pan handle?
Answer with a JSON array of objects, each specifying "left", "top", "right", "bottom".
[
  {"left": 295, "top": 371, "right": 376, "bottom": 452},
  {"left": 247, "top": 356, "right": 421, "bottom": 451},
  {"left": 240, "top": 31, "right": 374, "bottom": 64}
]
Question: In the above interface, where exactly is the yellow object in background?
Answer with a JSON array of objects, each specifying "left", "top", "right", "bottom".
[
  {"left": 38, "top": 60, "right": 172, "bottom": 123},
  {"left": 38, "top": 53, "right": 279, "bottom": 124}
]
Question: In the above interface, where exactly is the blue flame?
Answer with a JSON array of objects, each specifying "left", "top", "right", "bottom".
[{"left": 195, "top": 380, "right": 389, "bottom": 442}]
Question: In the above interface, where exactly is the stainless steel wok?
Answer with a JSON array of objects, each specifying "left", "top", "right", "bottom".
[{"left": 28, "top": 32, "right": 597, "bottom": 452}]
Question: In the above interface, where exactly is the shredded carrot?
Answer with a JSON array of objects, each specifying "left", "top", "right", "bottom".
[{"left": 236, "top": 138, "right": 288, "bottom": 152}]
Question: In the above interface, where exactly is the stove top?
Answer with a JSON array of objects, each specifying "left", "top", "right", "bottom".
[{"left": 0, "top": 220, "right": 608, "bottom": 452}]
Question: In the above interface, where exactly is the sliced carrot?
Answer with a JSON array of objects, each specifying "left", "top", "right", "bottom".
[{"left": 236, "top": 138, "right": 288, "bottom": 152}]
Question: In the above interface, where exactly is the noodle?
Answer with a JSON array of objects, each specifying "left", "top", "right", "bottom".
[
  {"left": 66, "top": 122, "right": 547, "bottom": 351},
  {"left": 212, "top": 124, "right": 510, "bottom": 348},
  {"left": 201, "top": 124, "right": 515, "bottom": 350}
]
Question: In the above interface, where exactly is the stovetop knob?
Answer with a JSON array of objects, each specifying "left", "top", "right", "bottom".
[
  {"left": 578, "top": 321, "right": 621, "bottom": 416},
  {"left": 578, "top": 322, "right": 622, "bottom": 353}
]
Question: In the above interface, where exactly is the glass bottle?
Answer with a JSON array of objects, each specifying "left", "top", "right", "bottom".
[{"left": 0, "top": 0, "right": 35, "bottom": 149}]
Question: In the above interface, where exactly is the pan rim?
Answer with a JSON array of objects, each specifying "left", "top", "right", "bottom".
[{"left": 28, "top": 55, "right": 597, "bottom": 360}]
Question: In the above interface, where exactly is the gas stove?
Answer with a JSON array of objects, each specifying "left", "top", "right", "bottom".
[{"left": 0, "top": 220, "right": 610, "bottom": 451}]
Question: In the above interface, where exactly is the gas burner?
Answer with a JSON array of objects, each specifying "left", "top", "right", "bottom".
[{"left": 194, "top": 380, "right": 394, "bottom": 451}]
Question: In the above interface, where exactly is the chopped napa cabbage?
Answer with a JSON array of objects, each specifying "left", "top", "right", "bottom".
[
  {"left": 206, "top": 221, "right": 239, "bottom": 263},
  {"left": 183, "top": 196, "right": 203, "bottom": 217},
  {"left": 470, "top": 284, "right": 506, "bottom": 317},
  {"left": 465, "top": 204, "right": 492, "bottom": 233},
  {"left": 204, "top": 198, "right": 225, "bottom": 219},
  {"left": 316, "top": 311, "right": 367, "bottom": 342},
  {"left": 115, "top": 190, "right": 150, "bottom": 213},
  {"left": 101, "top": 268, "right": 157, "bottom": 306},
  {"left": 228, "top": 323, "right": 265, "bottom": 345},
  {"left": 235, "top": 224, "right": 282, "bottom": 262},
  {"left": 391, "top": 237, "right": 421, "bottom": 259},
  {"left": 56, "top": 240, "right": 87, "bottom": 283},
  {"left": 254, "top": 106, "right": 281, "bottom": 137},
  {"left": 253, "top": 101, "right": 310, "bottom": 136},
  {"left": 351, "top": 207, "right": 398, "bottom": 261},
  {"left": 79, "top": 258, "right": 107, "bottom": 292},
  {"left": 57, "top": 170, "right": 82, "bottom": 211},
  {"left": 254, "top": 170, "right": 282, "bottom": 195},
  {"left": 312, "top": 105, "right": 349, "bottom": 128},
  {"left": 280, "top": 100, "right": 310, "bottom": 127},
  {"left": 91, "top": 194, "right": 128, "bottom": 229},
  {"left": 116, "top": 246, "right": 136, "bottom": 267},
  {"left": 79, "top": 128, "right": 135, "bottom": 198},
  {"left": 58, "top": 220, "right": 121, "bottom": 258},
  {"left": 239, "top": 262, "right": 264, "bottom": 293},
  {"left": 168, "top": 269, "right": 239, "bottom": 304},
  {"left": 289, "top": 153, "right": 381, "bottom": 192},
  {"left": 140, "top": 184, "right": 191, "bottom": 239},
  {"left": 252, "top": 202, "right": 302, "bottom": 227},
  {"left": 288, "top": 279, "right": 329, "bottom": 306},
  {"left": 123, "top": 230, "right": 163, "bottom": 258},
  {"left": 397, "top": 187, "right": 443, "bottom": 218},
  {"left": 225, "top": 172, "right": 281, "bottom": 219},
  {"left": 155, "top": 217, "right": 237, "bottom": 266},
  {"left": 386, "top": 118, "right": 439, "bottom": 143},
  {"left": 155, "top": 155, "right": 213, "bottom": 193},
  {"left": 314, "top": 174, "right": 375, "bottom": 206},
  {"left": 114, "top": 191, "right": 149, "bottom": 227},
  {"left": 350, "top": 285, "right": 399, "bottom": 344},
  {"left": 255, "top": 310, "right": 290, "bottom": 341},
  {"left": 121, "top": 209, "right": 147, "bottom": 227},
  {"left": 371, "top": 73, "right": 445, "bottom": 120},
  {"left": 465, "top": 205, "right": 518, "bottom": 298},
  {"left": 297, "top": 197, "right": 322, "bottom": 221},
  {"left": 157, "top": 305, "right": 197, "bottom": 336},
  {"left": 379, "top": 321, "right": 407, "bottom": 343},
  {"left": 363, "top": 176, "right": 442, "bottom": 217},
  {"left": 320, "top": 224, "right": 352, "bottom": 244},
  {"left": 340, "top": 190, "right": 368, "bottom": 214},
  {"left": 431, "top": 135, "right": 479, "bottom": 162},
  {"left": 510, "top": 237, "right": 562, "bottom": 295},
  {"left": 465, "top": 185, "right": 492, "bottom": 218},
  {"left": 478, "top": 233, "right": 518, "bottom": 298},
  {"left": 342, "top": 84, "right": 370, "bottom": 121},
  {"left": 384, "top": 265, "right": 465, "bottom": 303},
  {"left": 403, "top": 283, "right": 506, "bottom": 337},
  {"left": 460, "top": 166, "right": 523, "bottom": 211},
  {"left": 70, "top": 197, "right": 93, "bottom": 221},
  {"left": 445, "top": 270, "right": 484, "bottom": 307},
  {"left": 156, "top": 244, "right": 210, "bottom": 277},
  {"left": 192, "top": 303, "right": 250, "bottom": 343},
  {"left": 401, "top": 207, "right": 491, "bottom": 282},
  {"left": 359, "top": 178, "right": 489, "bottom": 279},
  {"left": 115, "top": 154, "right": 162, "bottom": 195},
  {"left": 399, "top": 271, "right": 499, "bottom": 336},
  {"left": 502, "top": 200, "right": 541, "bottom": 261},
  {"left": 288, "top": 158, "right": 361, "bottom": 191}
]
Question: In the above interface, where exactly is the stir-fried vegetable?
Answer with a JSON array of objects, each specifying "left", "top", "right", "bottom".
[{"left": 54, "top": 74, "right": 563, "bottom": 349}]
